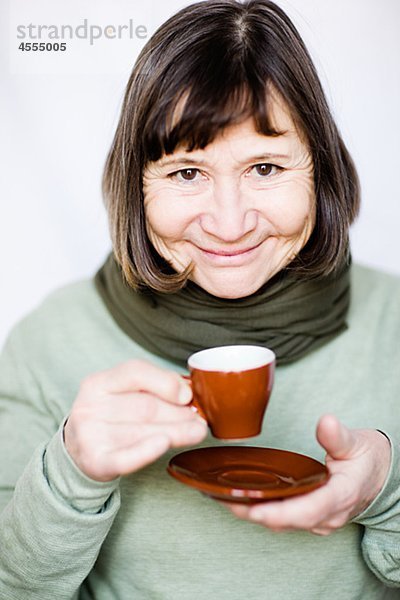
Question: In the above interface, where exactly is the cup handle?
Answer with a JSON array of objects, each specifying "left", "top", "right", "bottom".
[{"left": 182, "top": 375, "right": 207, "bottom": 422}]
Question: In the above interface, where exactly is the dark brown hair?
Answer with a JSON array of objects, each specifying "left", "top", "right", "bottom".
[{"left": 103, "top": 0, "right": 360, "bottom": 292}]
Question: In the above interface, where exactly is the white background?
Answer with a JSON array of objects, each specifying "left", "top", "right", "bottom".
[{"left": 1, "top": 0, "right": 399, "bottom": 348}]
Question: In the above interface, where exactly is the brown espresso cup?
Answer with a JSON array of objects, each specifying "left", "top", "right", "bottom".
[{"left": 187, "top": 345, "right": 275, "bottom": 440}]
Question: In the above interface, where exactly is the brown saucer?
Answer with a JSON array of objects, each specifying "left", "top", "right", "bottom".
[{"left": 167, "top": 446, "right": 329, "bottom": 503}]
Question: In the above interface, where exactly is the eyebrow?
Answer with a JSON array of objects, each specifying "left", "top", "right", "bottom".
[{"left": 157, "top": 152, "right": 291, "bottom": 169}]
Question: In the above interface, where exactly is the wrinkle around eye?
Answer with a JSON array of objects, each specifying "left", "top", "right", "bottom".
[
  {"left": 169, "top": 168, "right": 203, "bottom": 184},
  {"left": 250, "top": 164, "right": 283, "bottom": 179}
]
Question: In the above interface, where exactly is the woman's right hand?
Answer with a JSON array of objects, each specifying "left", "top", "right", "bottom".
[{"left": 63, "top": 360, "right": 207, "bottom": 482}]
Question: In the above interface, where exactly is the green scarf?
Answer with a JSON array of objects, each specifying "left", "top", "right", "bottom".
[{"left": 94, "top": 253, "right": 350, "bottom": 367}]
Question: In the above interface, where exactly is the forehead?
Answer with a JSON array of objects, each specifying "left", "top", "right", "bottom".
[
  {"left": 143, "top": 67, "right": 312, "bottom": 164},
  {"left": 215, "top": 96, "right": 300, "bottom": 147},
  {"left": 160, "top": 93, "right": 306, "bottom": 162}
]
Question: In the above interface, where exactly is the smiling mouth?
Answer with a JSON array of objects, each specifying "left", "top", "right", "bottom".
[{"left": 196, "top": 242, "right": 262, "bottom": 257}]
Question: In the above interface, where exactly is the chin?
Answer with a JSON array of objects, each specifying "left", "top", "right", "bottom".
[
  {"left": 195, "top": 276, "right": 268, "bottom": 300},
  {"left": 214, "top": 289, "right": 256, "bottom": 299}
]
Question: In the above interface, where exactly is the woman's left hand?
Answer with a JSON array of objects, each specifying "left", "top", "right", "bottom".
[{"left": 221, "top": 414, "right": 391, "bottom": 535}]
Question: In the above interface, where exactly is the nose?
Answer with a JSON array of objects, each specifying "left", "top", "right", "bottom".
[{"left": 199, "top": 179, "right": 257, "bottom": 242}]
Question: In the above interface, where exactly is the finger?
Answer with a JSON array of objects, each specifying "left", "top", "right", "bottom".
[
  {"left": 219, "top": 501, "right": 300, "bottom": 533},
  {"left": 247, "top": 480, "right": 342, "bottom": 530},
  {"left": 218, "top": 501, "right": 253, "bottom": 519},
  {"left": 66, "top": 416, "right": 207, "bottom": 481},
  {"left": 220, "top": 475, "right": 351, "bottom": 532},
  {"left": 81, "top": 360, "right": 192, "bottom": 405},
  {"left": 220, "top": 499, "right": 328, "bottom": 533},
  {"left": 105, "top": 421, "right": 207, "bottom": 478},
  {"left": 100, "top": 434, "right": 172, "bottom": 480},
  {"left": 95, "top": 392, "right": 202, "bottom": 425},
  {"left": 316, "top": 414, "right": 357, "bottom": 460},
  {"left": 140, "top": 419, "right": 208, "bottom": 447},
  {"left": 310, "top": 527, "right": 334, "bottom": 536},
  {"left": 95, "top": 418, "right": 208, "bottom": 450}
]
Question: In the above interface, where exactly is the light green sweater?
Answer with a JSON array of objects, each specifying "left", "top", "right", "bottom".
[{"left": 0, "top": 264, "right": 400, "bottom": 600}]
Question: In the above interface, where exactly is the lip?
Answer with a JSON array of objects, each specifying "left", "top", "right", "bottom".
[
  {"left": 197, "top": 242, "right": 262, "bottom": 257},
  {"left": 194, "top": 241, "right": 263, "bottom": 265}
]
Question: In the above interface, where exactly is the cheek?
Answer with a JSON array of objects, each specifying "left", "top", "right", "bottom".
[
  {"left": 146, "top": 205, "right": 174, "bottom": 238},
  {"left": 264, "top": 176, "right": 315, "bottom": 236},
  {"left": 144, "top": 191, "right": 190, "bottom": 242}
]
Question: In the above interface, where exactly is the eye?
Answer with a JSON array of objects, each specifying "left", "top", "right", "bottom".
[
  {"left": 170, "top": 168, "right": 200, "bottom": 182},
  {"left": 251, "top": 163, "right": 282, "bottom": 178}
]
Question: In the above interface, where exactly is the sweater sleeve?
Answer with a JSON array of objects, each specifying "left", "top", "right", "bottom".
[
  {"left": 0, "top": 324, "right": 120, "bottom": 600},
  {"left": 352, "top": 432, "right": 400, "bottom": 588}
]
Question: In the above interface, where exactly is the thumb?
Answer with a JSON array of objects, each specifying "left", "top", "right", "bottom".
[{"left": 316, "top": 414, "right": 357, "bottom": 460}]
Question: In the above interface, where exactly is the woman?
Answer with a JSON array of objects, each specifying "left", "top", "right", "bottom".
[{"left": 1, "top": 1, "right": 399, "bottom": 598}]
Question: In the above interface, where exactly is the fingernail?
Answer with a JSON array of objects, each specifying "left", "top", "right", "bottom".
[{"left": 178, "top": 383, "right": 192, "bottom": 404}]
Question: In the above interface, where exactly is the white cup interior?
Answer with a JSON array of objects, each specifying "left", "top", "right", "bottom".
[{"left": 188, "top": 345, "right": 275, "bottom": 372}]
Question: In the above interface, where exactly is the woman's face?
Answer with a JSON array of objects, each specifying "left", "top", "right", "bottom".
[{"left": 143, "top": 95, "right": 316, "bottom": 299}]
